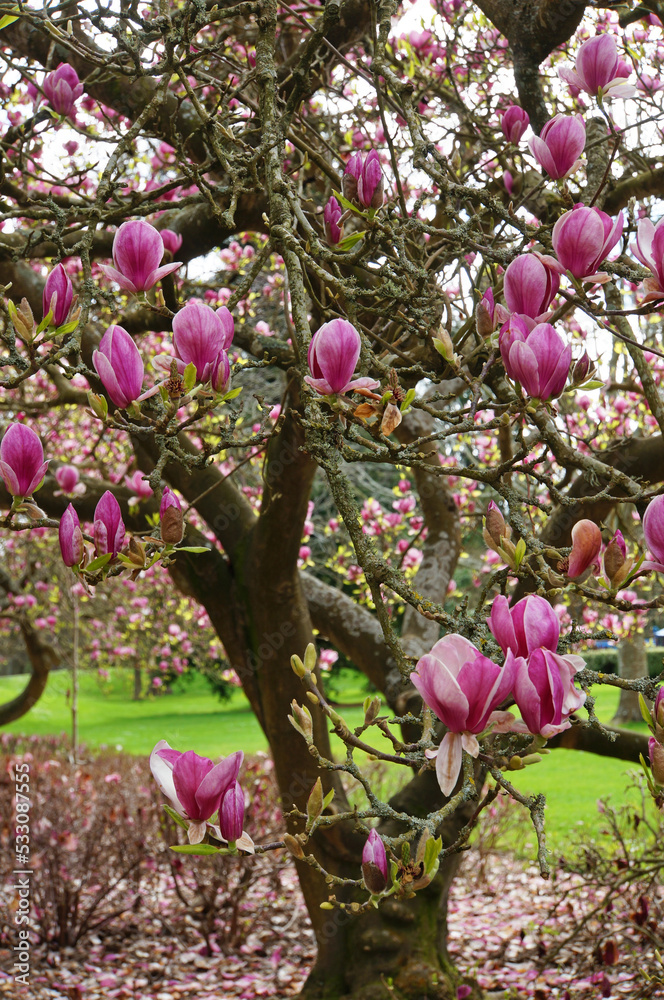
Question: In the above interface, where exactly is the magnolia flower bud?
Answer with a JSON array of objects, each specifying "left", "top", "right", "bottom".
[
  {"left": 93, "top": 491, "right": 125, "bottom": 558},
  {"left": 126, "top": 536, "right": 146, "bottom": 568},
  {"left": 59, "top": 503, "right": 84, "bottom": 567},
  {"left": 8, "top": 298, "right": 37, "bottom": 342},
  {"left": 566, "top": 519, "right": 602, "bottom": 580},
  {"left": 43, "top": 264, "right": 74, "bottom": 327},
  {"left": 160, "top": 487, "right": 184, "bottom": 545},
  {"left": 529, "top": 113, "right": 586, "bottom": 180},
  {"left": 432, "top": 327, "right": 455, "bottom": 363},
  {"left": 380, "top": 401, "right": 402, "bottom": 436},
  {"left": 323, "top": 196, "right": 343, "bottom": 246},
  {"left": 307, "top": 778, "right": 324, "bottom": 822},
  {"left": 603, "top": 530, "right": 628, "bottom": 587},
  {"left": 484, "top": 500, "right": 508, "bottom": 547},
  {"left": 219, "top": 780, "right": 245, "bottom": 843},
  {"left": 570, "top": 351, "right": 597, "bottom": 386},
  {"left": 289, "top": 701, "right": 313, "bottom": 741},
  {"left": 283, "top": 833, "right": 305, "bottom": 859},
  {"left": 362, "top": 829, "right": 388, "bottom": 894},
  {"left": 475, "top": 298, "right": 494, "bottom": 337}
]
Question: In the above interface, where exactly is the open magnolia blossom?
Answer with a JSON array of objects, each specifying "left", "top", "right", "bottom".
[
  {"left": 488, "top": 594, "right": 560, "bottom": 659},
  {"left": 305, "top": 319, "right": 380, "bottom": 396},
  {"left": 502, "top": 253, "right": 560, "bottom": 326},
  {"left": 499, "top": 318, "right": 572, "bottom": 401},
  {"left": 411, "top": 634, "right": 515, "bottom": 796},
  {"left": 150, "top": 740, "right": 254, "bottom": 850},
  {"left": 99, "top": 219, "right": 182, "bottom": 294},
  {"left": 631, "top": 217, "right": 664, "bottom": 303},
  {"left": 413, "top": 594, "right": 587, "bottom": 794},
  {"left": 551, "top": 204, "right": 624, "bottom": 283},
  {"left": 641, "top": 494, "right": 664, "bottom": 572},
  {"left": 507, "top": 648, "right": 586, "bottom": 738},
  {"left": 558, "top": 33, "right": 635, "bottom": 99},
  {"left": 529, "top": 113, "right": 586, "bottom": 180}
]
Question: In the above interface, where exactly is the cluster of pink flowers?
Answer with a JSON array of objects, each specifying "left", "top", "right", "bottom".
[
  {"left": 150, "top": 740, "right": 252, "bottom": 849},
  {"left": 89, "top": 221, "right": 234, "bottom": 406},
  {"left": 4, "top": 216, "right": 239, "bottom": 572},
  {"left": 57, "top": 485, "right": 184, "bottom": 569},
  {"left": 410, "top": 594, "right": 586, "bottom": 796}
]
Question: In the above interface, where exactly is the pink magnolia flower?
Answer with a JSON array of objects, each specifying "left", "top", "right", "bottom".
[
  {"left": 59, "top": 503, "right": 84, "bottom": 568},
  {"left": 124, "top": 471, "right": 153, "bottom": 501},
  {"left": 323, "top": 196, "right": 343, "bottom": 245},
  {"left": 305, "top": 319, "right": 380, "bottom": 396},
  {"left": 642, "top": 494, "right": 664, "bottom": 572},
  {"left": 552, "top": 204, "right": 623, "bottom": 281},
  {"left": 99, "top": 220, "right": 182, "bottom": 294},
  {"left": 488, "top": 594, "right": 560, "bottom": 659},
  {"left": 160, "top": 229, "right": 183, "bottom": 255},
  {"left": 93, "top": 490, "right": 125, "bottom": 559},
  {"left": 150, "top": 739, "right": 244, "bottom": 844},
  {"left": 654, "top": 687, "right": 664, "bottom": 729},
  {"left": 219, "top": 780, "right": 245, "bottom": 843},
  {"left": 55, "top": 465, "right": 80, "bottom": 494},
  {"left": 567, "top": 519, "right": 602, "bottom": 579},
  {"left": 155, "top": 299, "right": 234, "bottom": 382},
  {"left": 43, "top": 264, "right": 74, "bottom": 327},
  {"left": 0, "top": 423, "right": 49, "bottom": 498},
  {"left": 411, "top": 634, "right": 514, "bottom": 796},
  {"left": 559, "top": 34, "right": 635, "bottom": 99},
  {"left": 529, "top": 114, "right": 586, "bottom": 180},
  {"left": 631, "top": 218, "right": 664, "bottom": 302},
  {"left": 637, "top": 73, "right": 663, "bottom": 94},
  {"left": 499, "top": 319, "right": 572, "bottom": 401},
  {"left": 648, "top": 737, "right": 664, "bottom": 785},
  {"left": 343, "top": 150, "right": 384, "bottom": 209},
  {"left": 500, "top": 105, "right": 529, "bottom": 143},
  {"left": 92, "top": 326, "right": 145, "bottom": 409},
  {"left": 509, "top": 647, "right": 585, "bottom": 738},
  {"left": 43, "top": 64, "right": 83, "bottom": 117},
  {"left": 362, "top": 828, "right": 388, "bottom": 893},
  {"left": 503, "top": 253, "right": 560, "bottom": 322}
]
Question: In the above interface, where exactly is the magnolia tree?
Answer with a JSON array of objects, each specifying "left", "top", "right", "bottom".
[{"left": 4, "top": 0, "right": 664, "bottom": 996}]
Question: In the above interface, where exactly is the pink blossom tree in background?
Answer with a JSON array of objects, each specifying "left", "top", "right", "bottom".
[{"left": 2, "top": 0, "right": 664, "bottom": 996}]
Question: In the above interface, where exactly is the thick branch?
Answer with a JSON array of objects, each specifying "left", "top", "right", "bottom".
[
  {"left": 0, "top": 621, "right": 60, "bottom": 726},
  {"left": 547, "top": 721, "right": 649, "bottom": 762},
  {"left": 473, "top": 0, "right": 587, "bottom": 131}
]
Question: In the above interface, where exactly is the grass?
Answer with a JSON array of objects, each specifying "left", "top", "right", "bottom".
[{"left": 0, "top": 667, "right": 653, "bottom": 852}]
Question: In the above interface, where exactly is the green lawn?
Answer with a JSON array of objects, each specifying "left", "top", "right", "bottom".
[{"left": 0, "top": 667, "right": 653, "bottom": 852}]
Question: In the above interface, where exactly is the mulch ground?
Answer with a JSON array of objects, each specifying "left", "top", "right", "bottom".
[{"left": 1, "top": 850, "right": 659, "bottom": 999}]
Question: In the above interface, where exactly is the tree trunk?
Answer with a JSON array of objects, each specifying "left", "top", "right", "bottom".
[
  {"left": 298, "top": 767, "right": 480, "bottom": 1000},
  {"left": 133, "top": 665, "right": 142, "bottom": 701},
  {"left": 613, "top": 633, "right": 648, "bottom": 724}
]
